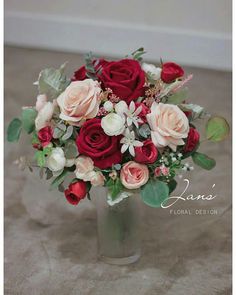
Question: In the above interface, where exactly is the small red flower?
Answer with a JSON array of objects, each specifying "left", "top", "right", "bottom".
[
  {"left": 64, "top": 181, "right": 87, "bottom": 206},
  {"left": 184, "top": 127, "right": 200, "bottom": 153},
  {"left": 134, "top": 139, "right": 158, "bottom": 164},
  {"left": 161, "top": 62, "right": 184, "bottom": 83},
  {"left": 38, "top": 126, "right": 53, "bottom": 147}
]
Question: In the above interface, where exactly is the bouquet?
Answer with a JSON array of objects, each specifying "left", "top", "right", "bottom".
[{"left": 7, "top": 48, "right": 230, "bottom": 208}]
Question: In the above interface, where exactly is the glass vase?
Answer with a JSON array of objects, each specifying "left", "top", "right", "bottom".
[{"left": 92, "top": 187, "right": 141, "bottom": 265}]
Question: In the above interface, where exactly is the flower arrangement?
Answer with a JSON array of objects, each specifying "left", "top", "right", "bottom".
[{"left": 7, "top": 48, "right": 230, "bottom": 208}]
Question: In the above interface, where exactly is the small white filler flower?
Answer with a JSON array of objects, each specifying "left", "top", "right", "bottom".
[{"left": 120, "top": 128, "right": 143, "bottom": 157}]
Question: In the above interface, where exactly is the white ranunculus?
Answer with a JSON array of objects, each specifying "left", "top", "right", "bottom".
[
  {"left": 142, "top": 63, "right": 162, "bottom": 80},
  {"left": 47, "top": 147, "right": 66, "bottom": 172},
  {"left": 115, "top": 101, "right": 128, "bottom": 115},
  {"left": 35, "top": 101, "right": 54, "bottom": 131},
  {"left": 101, "top": 113, "right": 125, "bottom": 136},
  {"left": 103, "top": 101, "right": 113, "bottom": 112}
]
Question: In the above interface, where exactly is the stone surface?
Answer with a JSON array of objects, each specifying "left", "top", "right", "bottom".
[{"left": 4, "top": 46, "right": 232, "bottom": 295}]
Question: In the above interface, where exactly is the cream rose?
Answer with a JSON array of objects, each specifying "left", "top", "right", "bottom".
[
  {"left": 75, "top": 156, "right": 94, "bottom": 180},
  {"left": 47, "top": 147, "right": 66, "bottom": 172},
  {"left": 88, "top": 171, "right": 105, "bottom": 186},
  {"left": 57, "top": 79, "right": 101, "bottom": 125},
  {"left": 35, "top": 101, "right": 54, "bottom": 131},
  {"left": 101, "top": 113, "right": 125, "bottom": 136},
  {"left": 35, "top": 94, "right": 47, "bottom": 112},
  {"left": 120, "top": 161, "right": 149, "bottom": 189},
  {"left": 147, "top": 102, "right": 189, "bottom": 151},
  {"left": 142, "top": 63, "right": 162, "bottom": 80}
]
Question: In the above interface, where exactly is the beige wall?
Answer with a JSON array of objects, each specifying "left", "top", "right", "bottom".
[{"left": 5, "top": 0, "right": 231, "bottom": 34}]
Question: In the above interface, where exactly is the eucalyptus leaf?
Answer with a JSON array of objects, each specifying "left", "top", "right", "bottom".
[
  {"left": 7, "top": 118, "right": 22, "bottom": 142},
  {"left": 166, "top": 88, "right": 188, "bottom": 105},
  {"left": 21, "top": 108, "right": 37, "bottom": 133},
  {"left": 192, "top": 152, "right": 216, "bottom": 170},
  {"left": 61, "top": 125, "right": 73, "bottom": 141},
  {"left": 50, "top": 170, "right": 69, "bottom": 190},
  {"left": 180, "top": 103, "right": 206, "bottom": 120},
  {"left": 140, "top": 179, "right": 169, "bottom": 208},
  {"left": 106, "top": 178, "right": 123, "bottom": 200},
  {"left": 38, "top": 63, "right": 70, "bottom": 99},
  {"left": 53, "top": 127, "right": 64, "bottom": 139},
  {"left": 64, "top": 140, "right": 78, "bottom": 158},
  {"left": 138, "top": 124, "right": 151, "bottom": 138},
  {"left": 206, "top": 116, "right": 230, "bottom": 142},
  {"left": 168, "top": 179, "right": 177, "bottom": 194}
]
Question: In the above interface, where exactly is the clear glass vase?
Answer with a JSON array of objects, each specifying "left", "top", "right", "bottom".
[{"left": 92, "top": 187, "right": 141, "bottom": 265}]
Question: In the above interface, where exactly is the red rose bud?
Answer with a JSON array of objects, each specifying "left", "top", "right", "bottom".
[
  {"left": 135, "top": 102, "right": 150, "bottom": 124},
  {"left": 76, "top": 118, "right": 122, "bottom": 169},
  {"left": 64, "top": 181, "right": 87, "bottom": 206},
  {"left": 134, "top": 139, "right": 158, "bottom": 164},
  {"left": 38, "top": 126, "right": 53, "bottom": 147},
  {"left": 184, "top": 127, "right": 200, "bottom": 153},
  {"left": 71, "top": 59, "right": 109, "bottom": 81},
  {"left": 161, "top": 62, "right": 184, "bottom": 84},
  {"left": 100, "top": 59, "right": 145, "bottom": 104}
]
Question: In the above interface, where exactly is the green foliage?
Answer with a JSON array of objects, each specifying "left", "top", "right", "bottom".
[
  {"left": 50, "top": 170, "right": 69, "bottom": 190},
  {"left": 192, "top": 152, "right": 216, "bottom": 170},
  {"left": 64, "top": 140, "right": 78, "bottom": 158},
  {"left": 37, "top": 63, "right": 70, "bottom": 99},
  {"left": 167, "top": 88, "right": 188, "bottom": 105},
  {"left": 106, "top": 178, "right": 124, "bottom": 200},
  {"left": 31, "top": 131, "right": 40, "bottom": 146},
  {"left": 7, "top": 118, "right": 22, "bottom": 142},
  {"left": 168, "top": 179, "right": 177, "bottom": 194},
  {"left": 180, "top": 103, "right": 206, "bottom": 120},
  {"left": 206, "top": 116, "right": 230, "bottom": 142},
  {"left": 84, "top": 52, "right": 97, "bottom": 80},
  {"left": 138, "top": 124, "right": 151, "bottom": 139},
  {"left": 35, "top": 150, "right": 46, "bottom": 167},
  {"left": 140, "top": 179, "right": 169, "bottom": 208},
  {"left": 131, "top": 47, "right": 146, "bottom": 62},
  {"left": 21, "top": 108, "right": 37, "bottom": 134}
]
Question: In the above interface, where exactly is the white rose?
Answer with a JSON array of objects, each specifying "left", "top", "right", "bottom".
[
  {"left": 115, "top": 101, "right": 128, "bottom": 115},
  {"left": 35, "top": 94, "right": 47, "bottom": 112},
  {"left": 142, "top": 63, "right": 161, "bottom": 80},
  {"left": 103, "top": 101, "right": 113, "bottom": 112},
  {"left": 101, "top": 113, "right": 125, "bottom": 136},
  {"left": 47, "top": 147, "right": 66, "bottom": 172},
  {"left": 35, "top": 102, "right": 54, "bottom": 131}
]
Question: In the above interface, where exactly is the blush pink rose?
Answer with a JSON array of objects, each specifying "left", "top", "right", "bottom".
[
  {"left": 75, "top": 156, "right": 94, "bottom": 180},
  {"left": 57, "top": 79, "right": 101, "bottom": 125},
  {"left": 88, "top": 171, "right": 105, "bottom": 186},
  {"left": 120, "top": 161, "right": 149, "bottom": 189},
  {"left": 147, "top": 102, "right": 189, "bottom": 151}
]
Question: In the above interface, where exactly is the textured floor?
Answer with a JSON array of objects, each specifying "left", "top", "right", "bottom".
[{"left": 4, "top": 46, "right": 232, "bottom": 295}]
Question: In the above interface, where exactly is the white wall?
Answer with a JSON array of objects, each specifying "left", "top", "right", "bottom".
[{"left": 4, "top": 0, "right": 232, "bottom": 70}]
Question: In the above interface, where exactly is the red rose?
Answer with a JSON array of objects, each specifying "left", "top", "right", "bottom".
[
  {"left": 100, "top": 59, "right": 145, "bottom": 104},
  {"left": 64, "top": 181, "right": 87, "bottom": 205},
  {"left": 184, "top": 127, "right": 200, "bottom": 153},
  {"left": 161, "top": 62, "right": 184, "bottom": 83},
  {"left": 71, "top": 59, "right": 108, "bottom": 81},
  {"left": 76, "top": 118, "right": 122, "bottom": 169},
  {"left": 134, "top": 139, "right": 158, "bottom": 164},
  {"left": 135, "top": 102, "right": 150, "bottom": 124},
  {"left": 38, "top": 126, "right": 53, "bottom": 147}
]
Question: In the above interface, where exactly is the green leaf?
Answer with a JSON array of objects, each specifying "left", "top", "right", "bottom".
[
  {"left": 64, "top": 140, "right": 78, "bottom": 158},
  {"left": 106, "top": 178, "right": 123, "bottom": 200},
  {"left": 138, "top": 124, "right": 151, "bottom": 138},
  {"left": 206, "top": 116, "right": 230, "bottom": 142},
  {"left": 192, "top": 152, "right": 216, "bottom": 170},
  {"left": 61, "top": 125, "right": 73, "bottom": 141},
  {"left": 38, "top": 63, "right": 70, "bottom": 99},
  {"left": 7, "top": 118, "right": 22, "bottom": 142},
  {"left": 167, "top": 88, "right": 188, "bottom": 105},
  {"left": 21, "top": 108, "right": 37, "bottom": 133},
  {"left": 50, "top": 170, "right": 69, "bottom": 190},
  {"left": 180, "top": 103, "right": 206, "bottom": 120},
  {"left": 45, "top": 168, "right": 53, "bottom": 180},
  {"left": 140, "top": 179, "right": 169, "bottom": 208},
  {"left": 35, "top": 151, "right": 46, "bottom": 167},
  {"left": 168, "top": 179, "right": 177, "bottom": 194},
  {"left": 131, "top": 47, "right": 146, "bottom": 61}
]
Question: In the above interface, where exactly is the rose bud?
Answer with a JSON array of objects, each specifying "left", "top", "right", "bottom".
[
  {"left": 183, "top": 127, "right": 200, "bottom": 153},
  {"left": 134, "top": 139, "right": 158, "bottom": 164},
  {"left": 161, "top": 62, "right": 184, "bottom": 84},
  {"left": 135, "top": 102, "right": 150, "bottom": 124},
  {"left": 64, "top": 181, "right": 87, "bottom": 206},
  {"left": 38, "top": 126, "right": 53, "bottom": 147}
]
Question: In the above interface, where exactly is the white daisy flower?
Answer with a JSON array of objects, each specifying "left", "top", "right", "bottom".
[{"left": 120, "top": 128, "right": 143, "bottom": 157}]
